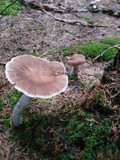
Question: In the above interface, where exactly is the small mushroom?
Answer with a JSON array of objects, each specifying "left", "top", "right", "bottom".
[
  {"left": 5, "top": 55, "right": 68, "bottom": 126},
  {"left": 67, "top": 54, "right": 86, "bottom": 77}
]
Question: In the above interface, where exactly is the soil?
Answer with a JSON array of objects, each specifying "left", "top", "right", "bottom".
[{"left": 0, "top": 0, "right": 120, "bottom": 159}]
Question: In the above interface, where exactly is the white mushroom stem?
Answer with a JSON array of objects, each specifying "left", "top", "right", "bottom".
[
  {"left": 70, "top": 66, "right": 79, "bottom": 77},
  {"left": 12, "top": 94, "right": 32, "bottom": 127}
]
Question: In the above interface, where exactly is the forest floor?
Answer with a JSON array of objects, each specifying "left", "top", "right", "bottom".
[{"left": 0, "top": 0, "right": 120, "bottom": 160}]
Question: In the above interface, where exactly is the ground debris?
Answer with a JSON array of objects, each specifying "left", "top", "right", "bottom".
[{"left": 0, "top": 0, "right": 120, "bottom": 159}]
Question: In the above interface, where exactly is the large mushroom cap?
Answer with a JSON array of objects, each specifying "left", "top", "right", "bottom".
[
  {"left": 5, "top": 55, "right": 68, "bottom": 98},
  {"left": 67, "top": 54, "right": 86, "bottom": 66}
]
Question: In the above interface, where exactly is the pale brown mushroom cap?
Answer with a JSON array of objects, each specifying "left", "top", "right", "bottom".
[
  {"left": 5, "top": 55, "right": 68, "bottom": 98},
  {"left": 67, "top": 54, "right": 86, "bottom": 66}
]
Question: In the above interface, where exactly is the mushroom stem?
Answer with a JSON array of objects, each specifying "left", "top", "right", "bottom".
[
  {"left": 12, "top": 94, "right": 32, "bottom": 127},
  {"left": 70, "top": 67, "right": 74, "bottom": 76},
  {"left": 70, "top": 66, "right": 78, "bottom": 77}
]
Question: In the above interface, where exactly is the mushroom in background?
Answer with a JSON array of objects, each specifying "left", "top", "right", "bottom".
[
  {"left": 5, "top": 55, "right": 68, "bottom": 127},
  {"left": 66, "top": 54, "right": 86, "bottom": 77}
]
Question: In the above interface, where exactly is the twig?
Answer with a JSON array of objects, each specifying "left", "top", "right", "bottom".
[
  {"left": 93, "top": 44, "right": 119, "bottom": 61},
  {"left": 111, "top": 91, "right": 120, "bottom": 99},
  {"left": 64, "top": 29, "right": 79, "bottom": 40},
  {"left": 83, "top": 26, "right": 96, "bottom": 36},
  {"left": 43, "top": 9, "right": 114, "bottom": 28},
  {"left": 42, "top": 9, "right": 89, "bottom": 26},
  {"left": 87, "top": 118, "right": 99, "bottom": 124},
  {"left": 0, "top": 0, "right": 18, "bottom": 15}
]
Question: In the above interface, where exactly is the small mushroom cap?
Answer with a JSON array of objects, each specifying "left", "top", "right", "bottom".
[
  {"left": 67, "top": 54, "right": 86, "bottom": 66},
  {"left": 5, "top": 55, "right": 68, "bottom": 98}
]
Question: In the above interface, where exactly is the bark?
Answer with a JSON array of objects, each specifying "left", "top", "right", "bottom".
[{"left": 12, "top": 94, "right": 32, "bottom": 127}]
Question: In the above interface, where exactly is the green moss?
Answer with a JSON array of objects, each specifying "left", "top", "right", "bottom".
[
  {"left": 4, "top": 74, "right": 119, "bottom": 159},
  {"left": 49, "top": 37, "right": 119, "bottom": 62},
  {"left": 6, "top": 89, "right": 22, "bottom": 108},
  {"left": 33, "top": 26, "right": 45, "bottom": 31},
  {"left": 100, "top": 37, "right": 120, "bottom": 46},
  {"left": 47, "top": 49, "right": 56, "bottom": 55},
  {"left": 0, "top": 0, "right": 21, "bottom": 16},
  {"left": 0, "top": 100, "right": 4, "bottom": 110},
  {"left": 5, "top": 99, "right": 116, "bottom": 160},
  {"left": 80, "top": 42, "right": 117, "bottom": 61},
  {"left": 9, "top": 103, "right": 111, "bottom": 159},
  {"left": 3, "top": 90, "right": 23, "bottom": 127},
  {"left": 37, "top": 98, "right": 53, "bottom": 104},
  {"left": 60, "top": 37, "right": 119, "bottom": 61},
  {"left": 31, "top": 51, "right": 38, "bottom": 56},
  {"left": 67, "top": 112, "right": 112, "bottom": 160},
  {"left": 98, "top": 144, "right": 119, "bottom": 160},
  {"left": 60, "top": 45, "right": 76, "bottom": 56},
  {"left": 10, "top": 111, "right": 53, "bottom": 156},
  {"left": 81, "top": 16, "right": 92, "bottom": 22},
  {"left": 4, "top": 117, "right": 13, "bottom": 128},
  {"left": 82, "top": 86, "right": 112, "bottom": 114}
]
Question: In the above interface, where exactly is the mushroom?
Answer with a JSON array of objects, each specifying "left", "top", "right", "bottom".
[
  {"left": 5, "top": 55, "right": 68, "bottom": 126},
  {"left": 67, "top": 54, "right": 86, "bottom": 77}
]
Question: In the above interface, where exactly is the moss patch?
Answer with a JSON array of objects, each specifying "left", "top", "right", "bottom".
[
  {"left": 0, "top": 100, "right": 4, "bottom": 110},
  {"left": 6, "top": 89, "right": 23, "bottom": 108},
  {"left": 57, "top": 37, "right": 120, "bottom": 61},
  {"left": 0, "top": 0, "right": 21, "bottom": 16},
  {"left": 7, "top": 103, "right": 114, "bottom": 160},
  {"left": 2, "top": 89, "right": 23, "bottom": 127},
  {"left": 67, "top": 112, "right": 111, "bottom": 160},
  {"left": 81, "top": 15, "right": 92, "bottom": 22},
  {"left": 33, "top": 26, "right": 45, "bottom": 31},
  {"left": 2, "top": 86, "right": 118, "bottom": 160},
  {"left": 80, "top": 42, "right": 117, "bottom": 61},
  {"left": 81, "top": 86, "right": 112, "bottom": 114},
  {"left": 100, "top": 37, "right": 120, "bottom": 46},
  {"left": 3, "top": 88, "right": 115, "bottom": 160}
]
